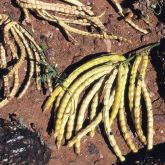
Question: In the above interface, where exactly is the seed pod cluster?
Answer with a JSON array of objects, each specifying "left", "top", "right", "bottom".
[
  {"left": 0, "top": 14, "right": 56, "bottom": 108},
  {"left": 111, "top": 0, "right": 149, "bottom": 34},
  {"left": 16, "top": 0, "right": 129, "bottom": 42},
  {"left": 44, "top": 49, "right": 154, "bottom": 162}
]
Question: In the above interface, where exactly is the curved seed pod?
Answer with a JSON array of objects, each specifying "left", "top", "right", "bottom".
[
  {"left": 55, "top": 66, "right": 113, "bottom": 142},
  {"left": 12, "top": 26, "right": 35, "bottom": 98},
  {"left": 33, "top": 50, "right": 42, "bottom": 91},
  {"left": 17, "top": 0, "right": 130, "bottom": 42},
  {"left": 74, "top": 68, "right": 118, "bottom": 153},
  {"left": 133, "top": 54, "right": 149, "bottom": 145},
  {"left": 141, "top": 81, "right": 154, "bottom": 150},
  {"left": 54, "top": 21, "right": 130, "bottom": 42},
  {"left": 44, "top": 54, "right": 126, "bottom": 112},
  {"left": 67, "top": 112, "right": 102, "bottom": 147},
  {"left": 56, "top": 73, "right": 107, "bottom": 149},
  {"left": 7, "top": 27, "right": 26, "bottom": 77},
  {"left": 15, "top": 24, "right": 42, "bottom": 52},
  {"left": 57, "top": 76, "right": 105, "bottom": 149},
  {"left": 19, "top": 0, "right": 86, "bottom": 14},
  {"left": 0, "top": 45, "right": 9, "bottom": 97},
  {"left": 89, "top": 92, "right": 99, "bottom": 138},
  {"left": 102, "top": 68, "right": 124, "bottom": 161},
  {"left": 62, "top": 0, "right": 94, "bottom": 17},
  {"left": 74, "top": 76, "right": 105, "bottom": 134},
  {"left": 109, "top": 64, "right": 125, "bottom": 126},
  {"left": 103, "top": 69, "right": 118, "bottom": 106},
  {"left": 37, "top": 7, "right": 105, "bottom": 33},
  {"left": 0, "top": 14, "right": 9, "bottom": 25},
  {"left": 118, "top": 65, "right": 138, "bottom": 153},
  {"left": 0, "top": 70, "right": 19, "bottom": 108},
  {"left": 23, "top": 8, "right": 30, "bottom": 22},
  {"left": 125, "top": 12, "right": 149, "bottom": 34},
  {"left": 48, "top": 62, "right": 112, "bottom": 115},
  {"left": 16, "top": 25, "right": 42, "bottom": 91},
  {"left": 18, "top": 26, "right": 42, "bottom": 91},
  {"left": 3, "top": 24, "right": 20, "bottom": 101},
  {"left": 72, "top": 77, "right": 105, "bottom": 153},
  {"left": 103, "top": 89, "right": 125, "bottom": 162},
  {"left": 54, "top": 91, "right": 65, "bottom": 111},
  {"left": 15, "top": 24, "right": 51, "bottom": 91},
  {"left": 46, "top": 72, "right": 53, "bottom": 93},
  {"left": 37, "top": 9, "right": 90, "bottom": 25},
  {"left": 54, "top": 65, "right": 115, "bottom": 128},
  {"left": 111, "top": 0, "right": 124, "bottom": 16},
  {"left": 55, "top": 102, "right": 72, "bottom": 147},
  {"left": 128, "top": 55, "right": 142, "bottom": 112}
]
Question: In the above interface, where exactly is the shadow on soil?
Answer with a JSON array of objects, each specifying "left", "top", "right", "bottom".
[{"left": 116, "top": 143, "right": 165, "bottom": 165}]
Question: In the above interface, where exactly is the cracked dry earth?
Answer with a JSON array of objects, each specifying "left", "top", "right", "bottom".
[{"left": 0, "top": 0, "right": 165, "bottom": 165}]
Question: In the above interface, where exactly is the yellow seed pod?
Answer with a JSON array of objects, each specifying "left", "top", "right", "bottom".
[
  {"left": 125, "top": 12, "right": 149, "bottom": 34},
  {"left": 44, "top": 54, "right": 126, "bottom": 112},
  {"left": 133, "top": 54, "right": 149, "bottom": 145},
  {"left": 67, "top": 112, "right": 102, "bottom": 147},
  {"left": 109, "top": 63, "right": 125, "bottom": 126},
  {"left": 16, "top": 0, "right": 130, "bottom": 42},
  {"left": 0, "top": 44, "right": 10, "bottom": 97},
  {"left": 89, "top": 92, "right": 99, "bottom": 138},
  {"left": 0, "top": 70, "right": 19, "bottom": 108},
  {"left": 141, "top": 81, "right": 154, "bottom": 150},
  {"left": 8, "top": 27, "right": 26, "bottom": 77},
  {"left": 128, "top": 55, "right": 142, "bottom": 111},
  {"left": 74, "top": 76, "right": 105, "bottom": 153},
  {"left": 56, "top": 103, "right": 72, "bottom": 148},
  {"left": 112, "top": 0, "right": 124, "bottom": 16},
  {"left": 103, "top": 89, "right": 125, "bottom": 162},
  {"left": 12, "top": 26, "right": 35, "bottom": 98},
  {"left": 118, "top": 64, "right": 138, "bottom": 153},
  {"left": 55, "top": 66, "right": 113, "bottom": 140}
]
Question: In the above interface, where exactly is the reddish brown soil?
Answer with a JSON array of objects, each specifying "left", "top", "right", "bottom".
[{"left": 0, "top": 0, "right": 165, "bottom": 165}]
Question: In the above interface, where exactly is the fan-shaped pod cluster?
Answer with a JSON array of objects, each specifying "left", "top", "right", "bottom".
[
  {"left": 16, "top": 0, "right": 129, "bottom": 42},
  {"left": 0, "top": 14, "right": 55, "bottom": 108},
  {"left": 44, "top": 47, "right": 155, "bottom": 161}
]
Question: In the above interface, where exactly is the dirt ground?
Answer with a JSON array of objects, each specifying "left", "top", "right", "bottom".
[{"left": 0, "top": 0, "right": 165, "bottom": 165}]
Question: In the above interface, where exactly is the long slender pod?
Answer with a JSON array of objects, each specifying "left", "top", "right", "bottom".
[
  {"left": 53, "top": 66, "right": 114, "bottom": 139},
  {"left": 3, "top": 24, "right": 20, "bottom": 100},
  {"left": 0, "top": 45, "right": 9, "bottom": 97},
  {"left": 44, "top": 54, "right": 126, "bottom": 112},
  {"left": 128, "top": 55, "right": 142, "bottom": 111},
  {"left": 111, "top": 0, "right": 124, "bottom": 16},
  {"left": 141, "top": 81, "right": 154, "bottom": 150},
  {"left": 133, "top": 53, "right": 149, "bottom": 145},
  {"left": 67, "top": 112, "right": 102, "bottom": 147},
  {"left": 55, "top": 66, "right": 113, "bottom": 144},
  {"left": 40, "top": 10, "right": 90, "bottom": 26},
  {"left": 54, "top": 64, "right": 115, "bottom": 131},
  {"left": 119, "top": 65, "right": 138, "bottom": 153},
  {"left": 73, "top": 76, "right": 106, "bottom": 154},
  {"left": 109, "top": 63, "right": 125, "bottom": 126},
  {"left": 125, "top": 12, "right": 149, "bottom": 34},
  {"left": 6, "top": 26, "right": 26, "bottom": 77},
  {"left": 103, "top": 89, "right": 125, "bottom": 162},
  {"left": 12, "top": 25, "right": 35, "bottom": 98},
  {"left": 74, "top": 68, "right": 118, "bottom": 154},
  {"left": 89, "top": 92, "right": 99, "bottom": 137}
]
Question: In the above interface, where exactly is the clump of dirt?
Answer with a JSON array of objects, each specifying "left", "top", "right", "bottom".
[{"left": 0, "top": 114, "right": 51, "bottom": 165}]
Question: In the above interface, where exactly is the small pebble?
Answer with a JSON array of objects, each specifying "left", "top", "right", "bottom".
[{"left": 88, "top": 143, "right": 99, "bottom": 155}]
